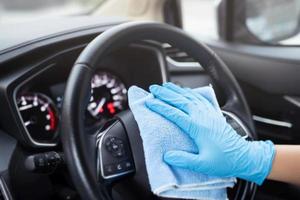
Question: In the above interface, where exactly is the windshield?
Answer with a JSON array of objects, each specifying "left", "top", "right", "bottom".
[{"left": 0, "top": 0, "right": 106, "bottom": 24}]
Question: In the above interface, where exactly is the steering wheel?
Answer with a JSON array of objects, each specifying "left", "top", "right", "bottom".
[{"left": 61, "top": 22, "right": 257, "bottom": 200}]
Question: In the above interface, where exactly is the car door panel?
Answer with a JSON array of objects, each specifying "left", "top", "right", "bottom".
[
  {"left": 203, "top": 40, "right": 300, "bottom": 143},
  {"left": 202, "top": 39, "right": 300, "bottom": 200}
]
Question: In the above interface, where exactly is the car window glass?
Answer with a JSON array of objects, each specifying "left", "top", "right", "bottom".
[
  {"left": 0, "top": 0, "right": 106, "bottom": 24},
  {"left": 181, "top": 0, "right": 218, "bottom": 39}
]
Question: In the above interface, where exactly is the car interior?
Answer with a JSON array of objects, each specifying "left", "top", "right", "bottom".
[{"left": 0, "top": 0, "right": 300, "bottom": 200}]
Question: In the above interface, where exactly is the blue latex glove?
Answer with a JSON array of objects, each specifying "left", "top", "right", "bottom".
[{"left": 145, "top": 82, "right": 275, "bottom": 185}]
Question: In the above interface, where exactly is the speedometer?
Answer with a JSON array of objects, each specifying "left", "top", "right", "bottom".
[
  {"left": 87, "top": 72, "right": 127, "bottom": 120},
  {"left": 17, "top": 93, "right": 59, "bottom": 143}
]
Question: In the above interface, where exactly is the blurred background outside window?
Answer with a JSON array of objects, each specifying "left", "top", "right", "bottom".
[
  {"left": 1, "top": 0, "right": 299, "bottom": 45},
  {"left": 0, "top": 0, "right": 106, "bottom": 24},
  {"left": 181, "top": 0, "right": 218, "bottom": 39},
  {"left": 0, "top": 0, "right": 218, "bottom": 40}
]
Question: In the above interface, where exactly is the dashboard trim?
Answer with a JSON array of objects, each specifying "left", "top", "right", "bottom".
[
  {"left": 253, "top": 115, "right": 293, "bottom": 128},
  {"left": 0, "top": 177, "right": 10, "bottom": 200},
  {"left": 166, "top": 56, "right": 202, "bottom": 68},
  {"left": 284, "top": 95, "right": 300, "bottom": 108}
]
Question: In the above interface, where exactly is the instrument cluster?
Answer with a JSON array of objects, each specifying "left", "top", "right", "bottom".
[{"left": 16, "top": 71, "right": 127, "bottom": 144}]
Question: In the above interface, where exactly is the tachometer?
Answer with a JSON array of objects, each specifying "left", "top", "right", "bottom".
[
  {"left": 17, "top": 93, "right": 59, "bottom": 143},
  {"left": 87, "top": 72, "right": 127, "bottom": 120}
]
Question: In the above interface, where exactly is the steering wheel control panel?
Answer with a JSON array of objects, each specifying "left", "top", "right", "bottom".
[{"left": 97, "top": 121, "right": 135, "bottom": 180}]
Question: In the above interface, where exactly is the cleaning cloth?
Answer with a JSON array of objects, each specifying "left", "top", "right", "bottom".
[{"left": 128, "top": 86, "right": 236, "bottom": 200}]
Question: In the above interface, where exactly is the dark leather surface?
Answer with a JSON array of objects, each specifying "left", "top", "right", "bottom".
[{"left": 61, "top": 22, "right": 255, "bottom": 200}]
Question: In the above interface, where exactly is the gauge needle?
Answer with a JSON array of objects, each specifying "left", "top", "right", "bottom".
[
  {"left": 24, "top": 121, "right": 32, "bottom": 126},
  {"left": 92, "top": 97, "right": 106, "bottom": 117},
  {"left": 19, "top": 104, "right": 33, "bottom": 111}
]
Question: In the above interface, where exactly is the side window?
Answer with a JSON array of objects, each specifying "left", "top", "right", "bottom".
[
  {"left": 180, "top": 0, "right": 218, "bottom": 39},
  {"left": 244, "top": 0, "right": 300, "bottom": 45}
]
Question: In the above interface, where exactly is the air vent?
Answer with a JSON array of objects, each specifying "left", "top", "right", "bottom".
[{"left": 162, "top": 43, "right": 198, "bottom": 64}]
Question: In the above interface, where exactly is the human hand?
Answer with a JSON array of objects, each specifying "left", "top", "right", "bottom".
[{"left": 145, "top": 82, "right": 275, "bottom": 185}]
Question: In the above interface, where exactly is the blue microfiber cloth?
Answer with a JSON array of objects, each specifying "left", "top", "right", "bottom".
[{"left": 128, "top": 86, "right": 236, "bottom": 200}]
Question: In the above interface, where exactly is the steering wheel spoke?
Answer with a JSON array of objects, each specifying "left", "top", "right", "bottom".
[{"left": 222, "top": 100, "right": 256, "bottom": 139}]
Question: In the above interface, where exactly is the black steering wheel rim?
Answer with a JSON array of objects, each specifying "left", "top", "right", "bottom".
[{"left": 61, "top": 22, "right": 256, "bottom": 200}]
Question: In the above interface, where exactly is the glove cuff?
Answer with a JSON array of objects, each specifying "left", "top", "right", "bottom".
[
  {"left": 246, "top": 140, "right": 276, "bottom": 185},
  {"left": 237, "top": 140, "right": 275, "bottom": 185},
  {"left": 257, "top": 140, "right": 276, "bottom": 185}
]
